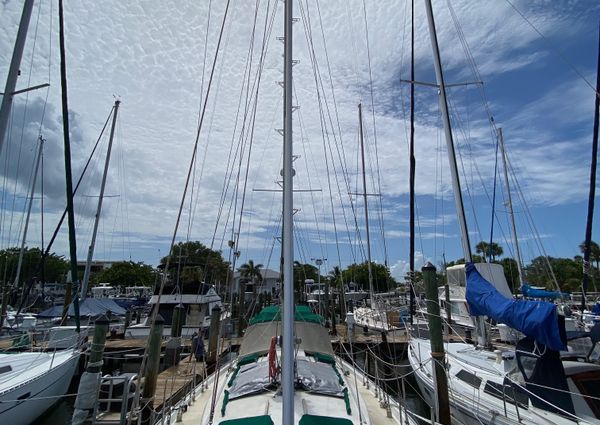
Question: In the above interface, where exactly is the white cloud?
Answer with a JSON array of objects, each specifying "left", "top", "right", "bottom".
[
  {"left": 389, "top": 251, "right": 429, "bottom": 281},
  {"left": 0, "top": 1, "right": 596, "bottom": 268}
]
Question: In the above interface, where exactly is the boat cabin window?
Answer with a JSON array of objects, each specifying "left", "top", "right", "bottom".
[
  {"left": 483, "top": 379, "right": 529, "bottom": 408},
  {"left": 0, "top": 365, "right": 12, "bottom": 374},
  {"left": 570, "top": 370, "right": 600, "bottom": 419},
  {"left": 456, "top": 369, "right": 482, "bottom": 389},
  {"left": 450, "top": 302, "right": 462, "bottom": 316}
]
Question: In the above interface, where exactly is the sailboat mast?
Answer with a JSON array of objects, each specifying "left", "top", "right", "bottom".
[
  {"left": 358, "top": 104, "right": 375, "bottom": 302},
  {"left": 58, "top": 0, "right": 80, "bottom": 331},
  {"left": 423, "top": 0, "right": 471, "bottom": 263},
  {"left": 282, "top": 0, "right": 295, "bottom": 423},
  {"left": 80, "top": 100, "right": 120, "bottom": 300},
  {"left": 409, "top": 0, "right": 416, "bottom": 322},
  {"left": 0, "top": 0, "right": 35, "bottom": 155},
  {"left": 582, "top": 25, "right": 600, "bottom": 310},
  {"left": 423, "top": 0, "right": 488, "bottom": 346},
  {"left": 497, "top": 128, "right": 524, "bottom": 289},
  {"left": 15, "top": 137, "right": 43, "bottom": 295}
]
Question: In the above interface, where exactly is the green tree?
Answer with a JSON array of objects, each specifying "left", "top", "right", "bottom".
[
  {"left": 341, "top": 261, "right": 396, "bottom": 292},
  {"left": 328, "top": 266, "right": 342, "bottom": 287},
  {"left": 475, "top": 241, "right": 504, "bottom": 262},
  {"left": 524, "top": 256, "right": 582, "bottom": 293},
  {"left": 293, "top": 261, "right": 319, "bottom": 292},
  {"left": 160, "top": 241, "right": 230, "bottom": 286},
  {"left": 238, "top": 260, "right": 263, "bottom": 294},
  {"left": 499, "top": 257, "right": 520, "bottom": 293},
  {"left": 579, "top": 240, "right": 600, "bottom": 270},
  {"left": 91, "top": 261, "right": 157, "bottom": 287},
  {"left": 0, "top": 247, "right": 69, "bottom": 284}
]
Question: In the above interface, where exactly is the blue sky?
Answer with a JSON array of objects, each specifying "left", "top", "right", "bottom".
[{"left": 0, "top": 1, "right": 599, "bottom": 283}]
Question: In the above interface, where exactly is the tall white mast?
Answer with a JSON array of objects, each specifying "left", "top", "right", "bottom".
[
  {"left": 282, "top": 0, "right": 295, "bottom": 423},
  {"left": 498, "top": 128, "right": 524, "bottom": 288},
  {"left": 80, "top": 100, "right": 120, "bottom": 299},
  {"left": 15, "top": 136, "right": 43, "bottom": 293},
  {"left": 0, "top": 0, "right": 35, "bottom": 155},
  {"left": 358, "top": 104, "right": 375, "bottom": 302},
  {"left": 423, "top": 0, "right": 487, "bottom": 346}
]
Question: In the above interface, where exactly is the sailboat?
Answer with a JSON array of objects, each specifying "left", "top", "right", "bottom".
[
  {"left": 0, "top": 349, "right": 80, "bottom": 424},
  {"left": 351, "top": 103, "right": 407, "bottom": 337},
  {"left": 0, "top": 2, "right": 82, "bottom": 423},
  {"left": 153, "top": 2, "right": 421, "bottom": 424},
  {"left": 408, "top": 1, "right": 600, "bottom": 424}
]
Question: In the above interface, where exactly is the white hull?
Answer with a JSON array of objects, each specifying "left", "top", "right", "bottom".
[
  {"left": 125, "top": 313, "right": 231, "bottom": 339},
  {"left": 0, "top": 350, "right": 80, "bottom": 425},
  {"left": 160, "top": 353, "right": 420, "bottom": 425},
  {"left": 125, "top": 324, "right": 204, "bottom": 339},
  {"left": 408, "top": 338, "right": 596, "bottom": 425},
  {"left": 353, "top": 307, "right": 406, "bottom": 336}
]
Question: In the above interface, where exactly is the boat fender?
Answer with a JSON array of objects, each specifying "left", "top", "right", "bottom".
[{"left": 74, "top": 371, "right": 101, "bottom": 410}]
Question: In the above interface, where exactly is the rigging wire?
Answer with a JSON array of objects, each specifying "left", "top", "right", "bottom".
[
  {"left": 128, "top": 2, "right": 232, "bottom": 422},
  {"left": 360, "top": 0, "right": 389, "bottom": 271},
  {"left": 503, "top": 0, "right": 599, "bottom": 98}
]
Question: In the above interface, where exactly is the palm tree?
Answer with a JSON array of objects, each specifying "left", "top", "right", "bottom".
[
  {"left": 328, "top": 266, "right": 346, "bottom": 321},
  {"left": 475, "top": 241, "right": 503, "bottom": 262},
  {"left": 579, "top": 240, "right": 600, "bottom": 270},
  {"left": 328, "top": 266, "right": 342, "bottom": 287},
  {"left": 238, "top": 260, "right": 263, "bottom": 294}
]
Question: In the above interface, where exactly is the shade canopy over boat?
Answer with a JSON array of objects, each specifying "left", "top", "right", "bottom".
[
  {"left": 465, "top": 262, "right": 566, "bottom": 351},
  {"left": 248, "top": 305, "right": 324, "bottom": 325},
  {"left": 238, "top": 320, "right": 334, "bottom": 358},
  {"left": 37, "top": 298, "right": 126, "bottom": 318}
]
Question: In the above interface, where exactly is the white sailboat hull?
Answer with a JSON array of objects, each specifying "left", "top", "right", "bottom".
[
  {"left": 408, "top": 338, "right": 596, "bottom": 425},
  {"left": 0, "top": 350, "right": 80, "bottom": 425},
  {"left": 125, "top": 312, "right": 231, "bottom": 339}
]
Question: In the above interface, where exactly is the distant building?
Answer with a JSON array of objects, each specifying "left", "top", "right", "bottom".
[
  {"left": 76, "top": 260, "right": 116, "bottom": 275},
  {"left": 233, "top": 268, "right": 280, "bottom": 294}
]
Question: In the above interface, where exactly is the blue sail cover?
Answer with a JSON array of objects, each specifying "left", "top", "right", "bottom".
[
  {"left": 465, "top": 262, "right": 566, "bottom": 351},
  {"left": 521, "top": 284, "right": 569, "bottom": 300},
  {"left": 37, "top": 298, "right": 126, "bottom": 318}
]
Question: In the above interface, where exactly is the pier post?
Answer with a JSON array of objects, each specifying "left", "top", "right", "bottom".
[
  {"left": 330, "top": 303, "right": 337, "bottom": 335},
  {"left": 237, "top": 284, "right": 246, "bottom": 337},
  {"left": 172, "top": 304, "right": 184, "bottom": 338},
  {"left": 423, "top": 262, "right": 450, "bottom": 425},
  {"left": 141, "top": 314, "right": 164, "bottom": 425},
  {"left": 71, "top": 315, "right": 109, "bottom": 425},
  {"left": 165, "top": 304, "right": 184, "bottom": 368},
  {"left": 207, "top": 305, "right": 221, "bottom": 363},
  {"left": 444, "top": 284, "right": 452, "bottom": 335},
  {"left": 346, "top": 311, "right": 355, "bottom": 343},
  {"left": 124, "top": 309, "right": 132, "bottom": 333}
]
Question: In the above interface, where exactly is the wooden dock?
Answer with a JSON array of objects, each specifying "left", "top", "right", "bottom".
[
  {"left": 152, "top": 339, "right": 231, "bottom": 412},
  {"left": 153, "top": 356, "right": 204, "bottom": 411}
]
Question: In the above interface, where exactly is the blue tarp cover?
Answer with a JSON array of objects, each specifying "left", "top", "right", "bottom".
[
  {"left": 465, "top": 262, "right": 566, "bottom": 351},
  {"left": 521, "top": 284, "right": 569, "bottom": 299},
  {"left": 37, "top": 298, "right": 126, "bottom": 317}
]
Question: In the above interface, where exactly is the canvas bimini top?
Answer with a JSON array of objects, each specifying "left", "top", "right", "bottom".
[
  {"left": 248, "top": 305, "right": 324, "bottom": 325},
  {"left": 238, "top": 320, "right": 333, "bottom": 358}
]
